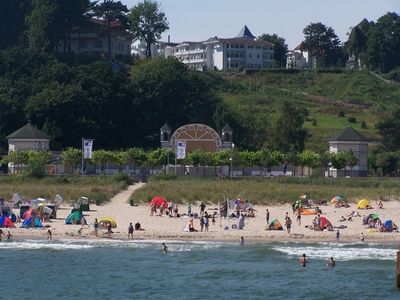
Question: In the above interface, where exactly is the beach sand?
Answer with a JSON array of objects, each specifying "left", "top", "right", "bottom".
[{"left": 6, "top": 182, "right": 400, "bottom": 243}]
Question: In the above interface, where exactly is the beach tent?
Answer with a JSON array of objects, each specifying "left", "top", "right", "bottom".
[
  {"left": 150, "top": 196, "right": 168, "bottom": 208},
  {"left": 299, "top": 208, "right": 318, "bottom": 215},
  {"left": 0, "top": 215, "right": 15, "bottom": 228},
  {"left": 319, "top": 216, "right": 333, "bottom": 231},
  {"left": 363, "top": 213, "right": 380, "bottom": 225},
  {"left": 266, "top": 219, "right": 283, "bottom": 230},
  {"left": 21, "top": 217, "right": 43, "bottom": 228},
  {"left": 65, "top": 211, "right": 83, "bottom": 225},
  {"left": 99, "top": 217, "right": 117, "bottom": 228},
  {"left": 22, "top": 208, "right": 33, "bottom": 220},
  {"left": 30, "top": 198, "right": 48, "bottom": 209},
  {"left": 331, "top": 195, "right": 344, "bottom": 204},
  {"left": 357, "top": 199, "right": 372, "bottom": 209},
  {"left": 384, "top": 220, "right": 398, "bottom": 232}
]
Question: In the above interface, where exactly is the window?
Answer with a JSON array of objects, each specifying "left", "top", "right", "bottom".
[
  {"left": 249, "top": 53, "right": 252, "bottom": 58},
  {"left": 79, "top": 40, "right": 87, "bottom": 49},
  {"left": 257, "top": 54, "right": 260, "bottom": 58},
  {"left": 95, "top": 40, "right": 102, "bottom": 48}
]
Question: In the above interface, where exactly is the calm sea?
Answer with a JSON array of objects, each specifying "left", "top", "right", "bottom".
[{"left": 0, "top": 239, "right": 398, "bottom": 300}]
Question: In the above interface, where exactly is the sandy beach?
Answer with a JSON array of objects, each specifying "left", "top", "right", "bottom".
[{"left": 5, "top": 182, "right": 400, "bottom": 244}]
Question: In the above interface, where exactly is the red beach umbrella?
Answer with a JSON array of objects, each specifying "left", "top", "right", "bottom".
[{"left": 150, "top": 196, "right": 168, "bottom": 208}]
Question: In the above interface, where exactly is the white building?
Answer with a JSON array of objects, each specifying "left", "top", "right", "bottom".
[
  {"left": 328, "top": 126, "right": 369, "bottom": 177},
  {"left": 131, "top": 36, "right": 178, "bottom": 58},
  {"left": 57, "top": 18, "right": 132, "bottom": 57},
  {"left": 286, "top": 42, "right": 316, "bottom": 69},
  {"left": 167, "top": 26, "right": 274, "bottom": 71}
]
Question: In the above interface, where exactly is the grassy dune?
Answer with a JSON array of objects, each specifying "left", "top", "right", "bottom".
[
  {"left": 0, "top": 175, "right": 131, "bottom": 204},
  {"left": 131, "top": 176, "right": 400, "bottom": 205}
]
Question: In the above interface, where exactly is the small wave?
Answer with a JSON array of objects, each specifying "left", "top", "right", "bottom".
[
  {"left": 0, "top": 240, "right": 94, "bottom": 251},
  {"left": 272, "top": 244, "right": 397, "bottom": 261}
]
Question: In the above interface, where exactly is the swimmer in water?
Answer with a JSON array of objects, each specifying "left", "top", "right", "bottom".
[
  {"left": 162, "top": 242, "right": 168, "bottom": 253},
  {"left": 328, "top": 257, "right": 336, "bottom": 267},
  {"left": 299, "top": 253, "right": 307, "bottom": 267}
]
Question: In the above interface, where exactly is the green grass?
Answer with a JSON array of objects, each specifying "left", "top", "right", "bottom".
[
  {"left": 214, "top": 69, "right": 400, "bottom": 150},
  {"left": 131, "top": 176, "right": 400, "bottom": 205},
  {"left": 0, "top": 174, "right": 132, "bottom": 205}
]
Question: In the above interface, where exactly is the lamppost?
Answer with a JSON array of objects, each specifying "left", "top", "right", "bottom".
[{"left": 229, "top": 157, "right": 233, "bottom": 179}]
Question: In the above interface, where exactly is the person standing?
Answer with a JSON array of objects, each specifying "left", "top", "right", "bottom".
[
  {"left": 238, "top": 214, "right": 245, "bottom": 230},
  {"left": 0, "top": 229, "right": 4, "bottom": 241},
  {"left": 296, "top": 210, "right": 301, "bottom": 225},
  {"left": 187, "top": 203, "right": 192, "bottom": 216},
  {"left": 360, "top": 232, "right": 365, "bottom": 242},
  {"left": 204, "top": 214, "right": 209, "bottom": 232},
  {"left": 336, "top": 230, "right": 340, "bottom": 241},
  {"left": 240, "top": 236, "right": 244, "bottom": 246},
  {"left": 266, "top": 209, "right": 270, "bottom": 224},
  {"left": 107, "top": 222, "right": 112, "bottom": 238},
  {"left": 46, "top": 229, "right": 52, "bottom": 240},
  {"left": 212, "top": 214, "right": 216, "bottom": 226},
  {"left": 200, "top": 202, "right": 206, "bottom": 217},
  {"left": 128, "top": 222, "right": 134, "bottom": 239},
  {"left": 93, "top": 218, "right": 99, "bottom": 237},
  {"left": 285, "top": 217, "right": 292, "bottom": 234},
  {"left": 200, "top": 216, "right": 205, "bottom": 232}
]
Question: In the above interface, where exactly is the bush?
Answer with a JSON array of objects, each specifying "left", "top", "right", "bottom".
[
  {"left": 360, "top": 120, "right": 367, "bottom": 129},
  {"left": 347, "top": 116, "right": 357, "bottom": 123},
  {"left": 338, "top": 111, "right": 345, "bottom": 117},
  {"left": 151, "top": 173, "right": 178, "bottom": 181}
]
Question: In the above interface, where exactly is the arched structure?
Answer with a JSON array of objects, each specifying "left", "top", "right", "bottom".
[{"left": 169, "top": 124, "right": 223, "bottom": 152}]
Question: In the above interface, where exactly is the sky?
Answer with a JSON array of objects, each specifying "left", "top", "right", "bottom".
[{"left": 122, "top": 0, "right": 399, "bottom": 49}]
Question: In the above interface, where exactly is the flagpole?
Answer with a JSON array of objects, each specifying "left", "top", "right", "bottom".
[{"left": 81, "top": 137, "right": 84, "bottom": 176}]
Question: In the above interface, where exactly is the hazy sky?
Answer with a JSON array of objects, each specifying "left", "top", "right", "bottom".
[{"left": 122, "top": 0, "right": 399, "bottom": 49}]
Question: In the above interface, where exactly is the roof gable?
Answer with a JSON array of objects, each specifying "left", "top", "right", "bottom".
[
  {"left": 7, "top": 123, "right": 50, "bottom": 140},
  {"left": 235, "top": 25, "right": 256, "bottom": 39},
  {"left": 328, "top": 127, "right": 368, "bottom": 142}
]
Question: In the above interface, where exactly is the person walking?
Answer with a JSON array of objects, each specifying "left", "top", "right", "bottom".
[
  {"left": 128, "top": 222, "right": 134, "bottom": 239},
  {"left": 204, "top": 214, "right": 209, "bottom": 232},
  {"left": 336, "top": 230, "right": 340, "bottom": 241},
  {"left": 200, "top": 216, "right": 205, "bottom": 232},
  {"left": 162, "top": 242, "right": 168, "bottom": 253},
  {"left": 266, "top": 209, "right": 270, "bottom": 224},
  {"left": 46, "top": 229, "right": 52, "bottom": 240},
  {"left": 187, "top": 203, "right": 192, "bottom": 216}
]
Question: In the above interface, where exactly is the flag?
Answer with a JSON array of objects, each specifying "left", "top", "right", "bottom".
[
  {"left": 83, "top": 139, "right": 93, "bottom": 159},
  {"left": 176, "top": 141, "right": 186, "bottom": 159}
]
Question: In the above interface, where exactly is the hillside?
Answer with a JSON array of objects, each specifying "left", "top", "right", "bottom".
[{"left": 213, "top": 70, "right": 400, "bottom": 151}]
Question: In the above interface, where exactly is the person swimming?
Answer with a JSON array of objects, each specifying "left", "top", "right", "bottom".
[
  {"left": 299, "top": 253, "right": 307, "bottom": 267},
  {"left": 162, "top": 242, "right": 168, "bottom": 253},
  {"left": 328, "top": 257, "right": 336, "bottom": 267}
]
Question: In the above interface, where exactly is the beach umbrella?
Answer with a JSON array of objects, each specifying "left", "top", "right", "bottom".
[
  {"left": 99, "top": 217, "right": 117, "bottom": 228},
  {"left": 150, "top": 196, "right": 168, "bottom": 208}
]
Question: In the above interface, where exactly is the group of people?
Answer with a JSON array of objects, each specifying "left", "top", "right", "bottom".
[
  {"left": 127, "top": 221, "right": 144, "bottom": 238},
  {"left": 299, "top": 254, "right": 336, "bottom": 268}
]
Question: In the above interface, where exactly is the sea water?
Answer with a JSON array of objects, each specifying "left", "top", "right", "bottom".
[{"left": 0, "top": 239, "right": 398, "bottom": 300}]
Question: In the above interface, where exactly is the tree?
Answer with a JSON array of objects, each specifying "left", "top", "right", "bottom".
[
  {"left": 298, "top": 150, "right": 320, "bottom": 176},
  {"left": 303, "top": 22, "right": 341, "bottom": 67},
  {"left": 92, "top": 150, "right": 114, "bottom": 173},
  {"left": 130, "top": 58, "right": 220, "bottom": 148},
  {"left": 0, "top": 0, "right": 31, "bottom": 49},
  {"left": 129, "top": 0, "right": 169, "bottom": 58},
  {"left": 93, "top": 0, "right": 128, "bottom": 59},
  {"left": 61, "top": 147, "right": 82, "bottom": 174},
  {"left": 259, "top": 33, "right": 288, "bottom": 68},
  {"left": 268, "top": 101, "right": 308, "bottom": 153},
  {"left": 26, "top": 0, "right": 60, "bottom": 51},
  {"left": 344, "top": 150, "right": 358, "bottom": 176},
  {"left": 375, "top": 107, "right": 400, "bottom": 151},
  {"left": 330, "top": 152, "right": 347, "bottom": 175},
  {"left": 366, "top": 12, "right": 400, "bottom": 72}
]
